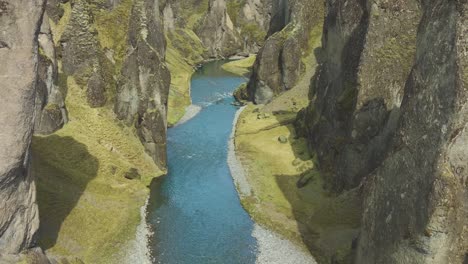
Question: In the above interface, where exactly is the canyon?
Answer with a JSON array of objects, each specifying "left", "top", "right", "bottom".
[{"left": 0, "top": 0, "right": 466, "bottom": 263}]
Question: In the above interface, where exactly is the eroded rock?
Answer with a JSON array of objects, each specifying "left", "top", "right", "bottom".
[{"left": 0, "top": 0, "right": 46, "bottom": 257}]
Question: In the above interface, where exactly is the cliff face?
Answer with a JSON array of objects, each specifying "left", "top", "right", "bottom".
[
  {"left": 246, "top": 0, "right": 325, "bottom": 104},
  {"left": 43, "top": 0, "right": 170, "bottom": 167},
  {"left": 35, "top": 15, "right": 68, "bottom": 135},
  {"left": 162, "top": 0, "right": 272, "bottom": 59},
  {"left": 303, "top": 0, "right": 421, "bottom": 192},
  {"left": 195, "top": 0, "right": 273, "bottom": 57},
  {"left": 0, "top": 0, "right": 169, "bottom": 262},
  {"left": 0, "top": 0, "right": 45, "bottom": 258},
  {"left": 115, "top": 0, "right": 171, "bottom": 167},
  {"left": 357, "top": 1, "right": 467, "bottom": 262},
  {"left": 299, "top": 0, "right": 467, "bottom": 262}
]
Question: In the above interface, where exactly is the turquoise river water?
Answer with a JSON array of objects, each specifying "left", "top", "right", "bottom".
[{"left": 147, "top": 61, "right": 258, "bottom": 264}]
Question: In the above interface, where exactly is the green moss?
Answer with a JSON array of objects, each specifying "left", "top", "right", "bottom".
[
  {"left": 44, "top": 103, "right": 60, "bottom": 111},
  {"left": 226, "top": 0, "right": 246, "bottom": 26},
  {"left": 33, "top": 77, "right": 164, "bottom": 263},
  {"left": 49, "top": 2, "right": 72, "bottom": 44},
  {"left": 94, "top": 0, "right": 133, "bottom": 71},
  {"left": 221, "top": 55, "right": 256, "bottom": 76},
  {"left": 165, "top": 45, "right": 196, "bottom": 126},
  {"left": 240, "top": 23, "right": 266, "bottom": 44}
]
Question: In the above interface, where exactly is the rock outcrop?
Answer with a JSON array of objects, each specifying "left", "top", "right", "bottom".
[
  {"left": 298, "top": 0, "right": 467, "bottom": 262},
  {"left": 356, "top": 1, "right": 467, "bottom": 262},
  {"left": 115, "top": 0, "right": 171, "bottom": 167},
  {"left": 44, "top": 0, "right": 170, "bottom": 167},
  {"left": 35, "top": 14, "right": 68, "bottom": 135},
  {"left": 302, "top": 0, "right": 421, "bottom": 192},
  {"left": 0, "top": 0, "right": 45, "bottom": 258},
  {"left": 247, "top": 0, "right": 325, "bottom": 104},
  {"left": 2, "top": 0, "right": 170, "bottom": 262},
  {"left": 162, "top": 0, "right": 272, "bottom": 60}
]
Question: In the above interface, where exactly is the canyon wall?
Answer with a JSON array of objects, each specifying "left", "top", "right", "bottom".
[
  {"left": 44, "top": 0, "right": 170, "bottom": 167},
  {"left": 299, "top": 0, "right": 467, "bottom": 262},
  {"left": 2, "top": 0, "right": 170, "bottom": 262},
  {"left": 356, "top": 1, "right": 467, "bottom": 262},
  {"left": 162, "top": 0, "right": 273, "bottom": 59},
  {"left": 246, "top": 0, "right": 325, "bottom": 104},
  {"left": 0, "top": 0, "right": 48, "bottom": 261}
]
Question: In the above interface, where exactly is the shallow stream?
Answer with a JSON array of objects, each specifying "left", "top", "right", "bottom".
[{"left": 146, "top": 61, "right": 258, "bottom": 264}]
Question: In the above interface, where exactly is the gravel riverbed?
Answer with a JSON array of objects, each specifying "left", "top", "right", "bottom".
[{"left": 227, "top": 107, "right": 317, "bottom": 264}]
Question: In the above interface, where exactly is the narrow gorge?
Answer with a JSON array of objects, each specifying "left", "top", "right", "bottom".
[{"left": 0, "top": 0, "right": 466, "bottom": 264}]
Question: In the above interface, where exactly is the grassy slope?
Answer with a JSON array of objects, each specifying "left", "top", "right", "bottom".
[
  {"left": 221, "top": 55, "right": 256, "bottom": 76},
  {"left": 33, "top": 77, "right": 165, "bottom": 263},
  {"left": 233, "top": 24, "right": 361, "bottom": 262},
  {"left": 165, "top": 1, "right": 208, "bottom": 126}
]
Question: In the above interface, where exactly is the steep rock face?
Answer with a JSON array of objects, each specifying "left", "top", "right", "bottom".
[
  {"left": 59, "top": 0, "right": 109, "bottom": 108},
  {"left": 45, "top": 0, "right": 170, "bottom": 167},
  {"left": 356, "top": 1, "right": 467, "bottom": 262},
  {"left": 115, "top": 0, "right": 171, "bottom": 167},
  {"left": 162, "top": 0, "right": 273, "bottom": 59},
  {"left": 302, "top": 0, "right": 421, "bottom": 191},
  {"left": 196, "top": 0, "right": 240, "bottom": 57},
  {"left": 35, "top": 14, "right": 68, "bottom": 135},
  {"left": 247, "top": 0, "right": 325, "bottom": 104},
  {"left": 0, "top": 0, "right": 45, "bottom": 257},
  {"left": 196, "top": 0, "right": 274, "bottom": 57},
  {"left": 300, "top": 0, "right": 467, "bottom": 262}
]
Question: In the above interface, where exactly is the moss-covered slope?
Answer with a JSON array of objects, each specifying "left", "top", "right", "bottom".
[{"left": 33, "top": 77, "right": 165, "bottom": 263}]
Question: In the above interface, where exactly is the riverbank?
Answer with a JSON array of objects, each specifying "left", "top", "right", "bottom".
[
  {"left": 228, "top": 106, "right": 317, "bottom": 264},
  {"left": 226, "top": 17, "right": 364, "bottom": 261}
]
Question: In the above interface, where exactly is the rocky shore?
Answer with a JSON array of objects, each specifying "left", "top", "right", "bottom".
[{"left": 228, "top": 107, "right": 317, "bottom": 264}]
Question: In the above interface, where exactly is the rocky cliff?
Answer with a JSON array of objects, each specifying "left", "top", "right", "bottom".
[
  {"left": 0, "top": 0, "right": 49, "bottom": 262},
  {"left": 42, "top": 0, "right": 170, "bottom": 167},
  {"left": 356, "top": 1, "right": 467, "bottom": 262},
  {"left": 246, "top": 0, "right": 324, "bottom": 104},
  {"left": 1, "top": 0, "right": 170, "bottom": 262},
  {"left": 299, "top": 0, "right": 467, "bottom": 262}
]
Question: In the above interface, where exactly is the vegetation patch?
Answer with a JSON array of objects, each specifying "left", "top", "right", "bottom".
[
  {"left": 221, "top": 55, "right": 256, "bottom": 76},
  {"left": 240, "top": 23, "right": 267, "bottom": 44},
  {"left": 226, "top": 0, "right": 246, "bottom": 26},
  {"left": 48, "top": 2, "right": 72, "bottom": 44},
  {"left": 233, "top": 83, "right": 249, "bottom": 102},
  {"left": 234, "top": 104, "right": 361, "bottom": 262},
  {"left": 94, "top": 0, "right": 133, "bottom": 70},
  {"left": 165, "top": 46, "right": 196, "bottom": 126},
  {"left": 33, "top": 77, "right": 165, "bottom": 263},
  {"left": 165, "top": 26, "right": 206, "bottom": 125}
]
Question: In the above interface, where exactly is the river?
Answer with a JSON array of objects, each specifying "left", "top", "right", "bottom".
[{"left": 146, "top": 61, "right": 258, "bottom": 264}]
